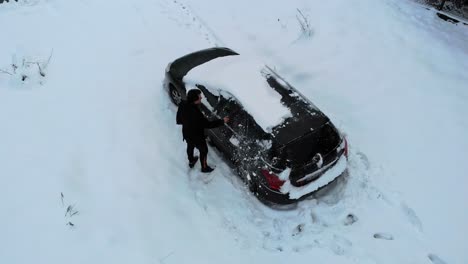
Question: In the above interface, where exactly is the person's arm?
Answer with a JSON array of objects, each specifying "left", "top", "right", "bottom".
[
  {"left": 202, "top": 116, "right": 224, "bottom": 128},
  {"left": 176, "top": 104, "right": 185, "bottom": 125},
  {"left": 197, "top": 109, "right": 226, "bottom": 128}
]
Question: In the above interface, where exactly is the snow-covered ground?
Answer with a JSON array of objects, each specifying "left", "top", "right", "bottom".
[{"left": 1, "top": 0, "right": 467, "bottom": 263}]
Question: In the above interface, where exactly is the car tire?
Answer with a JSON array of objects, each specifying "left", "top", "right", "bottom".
[
  {"left": 248, "top": 179, "right": 259, "bottom": 195},
  {"left": 169, "top": 85, "right": 182, "bottom": 105},
  {"left": 239, "top": 168, "right": 258, "bottom": 194}
]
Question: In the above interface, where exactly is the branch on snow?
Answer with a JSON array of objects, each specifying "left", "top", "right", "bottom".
[
  {"left": 0, "top": 69, "right": 13, "bottom": 75},
  {"left": 24, "top": 49, "right": 53, "bottom": 77},
  {"left": 296, "top": 8, "right": 312, "bottom": 37}
]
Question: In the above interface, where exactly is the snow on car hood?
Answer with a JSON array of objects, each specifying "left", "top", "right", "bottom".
[{"left": 184, "top": 55, "right": 292, "bottom": 131}]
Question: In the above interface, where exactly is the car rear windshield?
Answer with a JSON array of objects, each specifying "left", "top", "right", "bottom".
[{"left": 275, "top": 122, "right": 340, "bottom": 168}]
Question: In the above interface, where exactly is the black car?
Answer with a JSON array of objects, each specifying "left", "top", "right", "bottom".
[{"left": 164, "top": 47, "right": 348, "bottom": 205}]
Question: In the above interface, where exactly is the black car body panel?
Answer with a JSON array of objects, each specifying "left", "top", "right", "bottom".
[
  {"left": 168, "top": 47, "right": 239, "bottom": 80},
  {"left": 164, "top": 47, "right": 347, "bottom": 205}
]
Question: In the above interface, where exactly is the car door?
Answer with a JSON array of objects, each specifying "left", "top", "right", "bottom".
[
  {"left": 211, "top": 96, "right": 244, "bottom": 164},
  {"left": 194, "top": 85, "right": 240, "bottom": 164}
]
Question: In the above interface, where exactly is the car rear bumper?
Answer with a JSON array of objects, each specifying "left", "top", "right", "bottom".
[
  {"left": 255, "top": 171, "right": 345, "bottom": 205},
  {"left": 255, "top": 154, "right": 348, "bottom": 205}
]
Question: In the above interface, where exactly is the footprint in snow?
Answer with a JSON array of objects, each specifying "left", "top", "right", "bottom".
[
  {"left": 428, "top": 254, "right": 448, "bottom": 264},
  {"left": 291, "top": 223, "right": 305, "bottom": 237},
  {"left": 401, "top": 203, "right": 423, "bottom": 232},
  {"left": 356, "top": 151, "right": 370, "bottom": 170},
  {"left": 200, "top": 173, "right": 215, "bottom": 184},
  {"left": 343, "top": 213, "right": 358, "bottom": 226},
  {"left": 330, "top": 235, "right": 352, "bottom": 256},
  {"left": 373, "top": 233, "right": 394, "bottom": 240}
]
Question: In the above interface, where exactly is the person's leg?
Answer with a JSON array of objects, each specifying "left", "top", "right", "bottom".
[
  {"left": 186, "top": 141, "right": 198, "bottom": 167},
  {"left": 196, "top": 140, "right": 213, "bottom": 172}
]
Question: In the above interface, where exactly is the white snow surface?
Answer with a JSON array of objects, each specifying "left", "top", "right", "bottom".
[
  {"left": 1, "top": 0, "right": 467, "bottom": 264},
  {"left": 184, "top": 55, "right": 292, "bottom": 131}
]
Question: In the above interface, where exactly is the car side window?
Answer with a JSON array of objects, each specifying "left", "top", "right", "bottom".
[
  {"left": 236, "top": 111, "right": 269, "bottom": 143},
  {"left": 216, "top": 97, "right": 267, "bottom": 141},
  {"left": 215, "top": 96, "right": 241, "bottom": 118}
]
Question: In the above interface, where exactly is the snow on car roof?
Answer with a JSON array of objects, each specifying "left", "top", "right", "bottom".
[{"left": 183, "top": 54, "right": 292, "bottom": 132}]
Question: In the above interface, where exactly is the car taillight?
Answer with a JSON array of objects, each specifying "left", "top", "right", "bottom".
[
  {"left": 261, "top": 169, "right": 285, "bottom": 191},
  {"left": 344, "top": 137, "right": 349, "bottom": 158}
]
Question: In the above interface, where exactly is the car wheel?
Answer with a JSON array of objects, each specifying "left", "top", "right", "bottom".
[
  {"left": 248, "top": 179, "right": 258, "bottom": 194},
  {"left": 169, "top": 86, "right": 182, "bottom": 105},
  {"left": 239, "top": 168, "right": 258, "bottom": 193}
]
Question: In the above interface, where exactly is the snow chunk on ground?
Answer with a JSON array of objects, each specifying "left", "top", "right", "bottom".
[
  {"left": 281, "top": 155, "right": 347, "bottom": 199},
  {"left": 184, "top": 55, "right": 291, "bottom": 131}
]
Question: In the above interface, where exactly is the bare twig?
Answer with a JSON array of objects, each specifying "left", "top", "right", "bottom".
[
  {"left": 36, "top": 62, "right": 45, "bottom": 77},
  {"left": 65, "top": 205, "right": 72, "bottom": 217},
  {"left": 296, "top": 8, "right": 312, "bottom": 37},
  {"left": 44, "top": 49, "right": 54, "bottom": 69},
  {"left": 24, "top": 61, "right": 45, "bottom": 77},
  {"left": 0, "top": 69, "right": 13, "bottom": 75},
  {"left": 24, "top": 49, "right": 52, "bottom": 77},
  {"left": 64, "top": 203, "right": 79, "bottom": 218},
  {"left": 70, "top": 211, "right": 79, "bottom": 217},
  {"left": 159, "top": 251, "right": 175, "bottom": 264},
  {"left": 297, "top": 9, "right": 309, "bottom": 28},
  {"left": 61, "top": 192, "right": 64, "bottom": 207}
]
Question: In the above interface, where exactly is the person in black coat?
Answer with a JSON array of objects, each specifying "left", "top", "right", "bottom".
[{"left": 176, "top": 89, "right": 229, "bottom": 173}]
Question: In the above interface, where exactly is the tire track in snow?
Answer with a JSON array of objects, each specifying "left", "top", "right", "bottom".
[{"left": 159, "top": 0, "right": 224, "bottom": 47}]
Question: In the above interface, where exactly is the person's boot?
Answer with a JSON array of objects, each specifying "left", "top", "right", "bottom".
[
  {"left": 189, "top": 156, "right": 199, "bottom": 168},
  {"left": 201, "top": 165, "right": 214, "bottom": 173}
]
